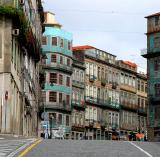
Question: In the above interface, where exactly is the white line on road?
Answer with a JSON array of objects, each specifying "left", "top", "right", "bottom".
[
  {"left": 7, "top": 139, "right": 36, "bottom": 157},
  {"left": 127, "top": 141, "right": 153, "bottom": 157}
]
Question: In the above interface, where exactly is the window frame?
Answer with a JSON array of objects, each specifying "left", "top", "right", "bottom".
[
  {"left": 42, "top": 36, "right": 47, "bottom": 45},
  {"left": 51, "top": 54, "right": 57, "bottom": 63},
  {"left": 52, "top": 37, "right": 58, "bottom": 46},
  {"left": 60, "top": 38, "right": 64, "bottom": 48},
  {"left": 50, "top": 73, "right": 57, "bottom": 83},
  {"left": 59, "top": 74, "right": 63, "bottom": 85},
  {"left": 49, "top": 91, "right": 57, "bottom": 102}
]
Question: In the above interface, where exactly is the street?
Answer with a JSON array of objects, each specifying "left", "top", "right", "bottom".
[
  {"left": 22, "top": 140, "right": 160, "bottom": 157},
  {"left": 0, "top": 137, "right": 36, "bottom": 157}
]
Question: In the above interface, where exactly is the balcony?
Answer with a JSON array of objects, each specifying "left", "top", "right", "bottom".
[
  {"left": 43, "top": 63, "right": 73, "bottom": 74},
  {"left": 44, "top": 101, "right": 71, "bottom": 112},
  {"left": 150, "top": 95, "right": 160, "bottom": 103},
  {"left": 101, "top": 79, "right": 107, "bottom": 86},
  {"left": 71, "top": 99, "right": 85, "bottom": 109},
  {"left": 89, "top": 75, "right": 95, "bottom": 82},
  {"left": 120, "top": 84, "right": 136, "bottom": 93},
  {"left": 120, "top": 102, "right": 138, "bottom": 111},
  {"left": 85, "top": 96, "right": 120, "bottom": 110},
  {"left": 138, "top": 108, "right": 147, "bottom": 115},
  {"left": 141, "top": 47, "right": 160, "bottom": 58},
  {"left": 112, "top": 82, "right": 118, "bottom": 89},
  {"left": 85, "top": 119, "right": 94, "bottom": 127},
  {"left": 72, "top": 80, "right": 85, "bottom": 89}
]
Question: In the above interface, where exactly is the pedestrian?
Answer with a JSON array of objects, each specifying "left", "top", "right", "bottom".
[{"left": 44, "top": 129, "right": 48, "bottom": 139}]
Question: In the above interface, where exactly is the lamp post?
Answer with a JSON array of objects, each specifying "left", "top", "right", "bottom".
[{"left": 4, "top": 91, "right": 8, "bottom": 133}]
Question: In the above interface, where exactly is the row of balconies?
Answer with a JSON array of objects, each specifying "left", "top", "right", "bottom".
[
  {"left": 85, "top": 96, "right": 120, "bottom": 109},
  {"left": 42, "top": 96, "right": 147, "bottom": 114}
]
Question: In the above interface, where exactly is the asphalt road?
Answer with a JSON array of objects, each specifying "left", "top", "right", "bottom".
[
  {"left": 23, "top": 140, "right": 160, "bottom": 157},
  {"left": 0, "top": 137, "right": 36, "bottom": 157}
]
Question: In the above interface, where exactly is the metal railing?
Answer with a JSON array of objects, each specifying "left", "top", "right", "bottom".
[
  {"left": 72, "top": 80, "right": 85, "bottom": 88},
  {"left": 85, "top": 96, "right": 120, "bottom": 109}
]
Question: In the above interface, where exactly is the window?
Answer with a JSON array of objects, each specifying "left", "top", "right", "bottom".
[
  {"left": 138, "top": 97, "right": 140, "bottom": 107},
  {"left": 49, "top": 92, "right": 57, "bottom": 102},
  {"left": 98, "top": 67, "right": 101, "bottom": 80},
  {"left": 60, "top": 56, "right": 63, "bottom": 64},
  {"left": 121, "top": 73, "right": 124, "bottom": 84},
  {"left": 58, "top": 114, "right": 62, "bottom": 125},
  {"left": 52, "top": 37, "right": 58, "bottom": 46},
  {"left": 155, "top": 83, "right": 160, "bottom": 96},
  {"left": 66, "top": 95, "right": 70, "bottom": 105},
  {"left": 51, "top": 54, "right": 56, "bottom": 63},
  {"left": 125, "top": 75, "right": 128, "bottom": 84},
  {"left": 138, "top": 80, "right": 140, "bottom": 91},
  {"left": 59, "top": 74, "right": 63, "bottom": 85},
  {"left": 60, "top": 38, "right": 64, "bottom": 48},
  {"left": 42, "top": 36, "right": 47, "bottom": 45},
  {"left": 86, "top": 63, "right": 89, "bottom": 75},
  {"left": 145, "top": 83, "right": 147, "bottom": 93},
  {"left": 67, "top": 58, "right": 70, "bottom": 66},
  {"left": 141, "top": 82, "right": 144, "bottom": 92},
  {"left": 59, "top": 93, "right": 62, "bottom": 103},
  {"left": 50, "top": 73, "right": 57, "bottom": 83},
  {"left": 66, "top": 115, "right": 70, "bottom": 126},
  {"left": 155, "top": 16, "right": 159, "bottom": 26},
  {"left": 101, "top": 68, "right": 104, "bottom": 79},
  {"left": 66, "top": 77, "right": 70, "bottom": 87},
  {"left": 42, "top": 91, "right": 46, "bottom": 102},
  {"left": 132, "top": 78, "right": 135, "bottom": 87},
  {"left": 154, "top": 37, "right": 160, "bottom": 48},
  {"left": 68, "top": 41, "right": 71, "bottom": 50},
  {"left": 154, "top": 59, "right": 160, "bottom": 71}
]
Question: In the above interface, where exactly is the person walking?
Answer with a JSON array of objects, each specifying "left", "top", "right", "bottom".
[{"left": 44, "top": 128, "right": 48, "bottom": 139}]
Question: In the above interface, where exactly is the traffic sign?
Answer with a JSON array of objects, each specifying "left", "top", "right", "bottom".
[{"left": 41, "top": 112, "right": 49, "bottom": 120}]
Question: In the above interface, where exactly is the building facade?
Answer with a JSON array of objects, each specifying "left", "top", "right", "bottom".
[
  {"left": 142, "top": 12, "right": 160, "bottom": 141},
  {"left": 73, "top": 45, "right": 147, "bottom": 140},
  {"left": 41, "top": 12, "right": 73, "bottom": 139},
  {"left": 118, "top": 61, "right": 147, "bottom": 139},
  {"left": 0, "top": 0, "right": 44, "bottom": 136},
  {"left": 71, "top": 50, "right": 85, "bottom": 140},
  {"left": 73, "top": 46, "right": 120, "bottom": 140}
]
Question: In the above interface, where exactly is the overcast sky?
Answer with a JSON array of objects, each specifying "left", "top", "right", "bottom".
[{"left": 43, "top": 0, "right": 160, "bottom": 70}]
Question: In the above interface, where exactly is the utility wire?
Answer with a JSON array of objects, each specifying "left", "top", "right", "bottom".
[
  {"left": 66, "top": 28, "right": 144, "bottom": 35},
  {"left": 54, "top": 9, "right": 146, "bottom": 15}
]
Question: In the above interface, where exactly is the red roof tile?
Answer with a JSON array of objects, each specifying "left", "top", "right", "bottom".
[
  {"left": 122, "top": 61, "right": 137, "bottom": 68},
  {"left": 72, "top": 45, "right": 95, "bottom": 51}
]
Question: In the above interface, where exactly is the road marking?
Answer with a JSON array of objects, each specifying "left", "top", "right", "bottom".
[
  {"left": 7, "top": 139, "right": 35, "bottom": 157},
  {"left": 18, "top": 139, "right": 42, "bottom": 157},
  {"left": 128, "top": 141, "right": 153, "bottom": 157}
]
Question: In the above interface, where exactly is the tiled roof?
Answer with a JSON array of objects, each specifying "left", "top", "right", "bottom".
[
  {"left": 145, "top": 12, "right": 160, "bottom": 18},
  {"left": 122, "top": 61, "right": 137, "bottom": 68},
  {"left": 72, "top": 45, "right": 95, "bottom": 51}
]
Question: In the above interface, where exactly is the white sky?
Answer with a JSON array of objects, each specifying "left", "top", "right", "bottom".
[{"left": 43, "top": 0, "right": 160, "bottom": 70}]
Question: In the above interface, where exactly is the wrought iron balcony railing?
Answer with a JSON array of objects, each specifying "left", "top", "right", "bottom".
[
  {"left": 72, "top": 80, "right": 85, "bottom": 89},
  {"left": 85, "top": 96, "right": 120, "bottom": 109}
]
